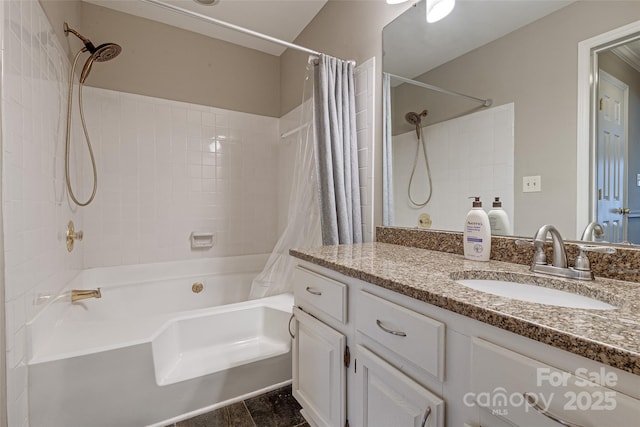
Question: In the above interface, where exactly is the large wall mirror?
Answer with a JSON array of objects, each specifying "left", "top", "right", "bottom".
[{"left": 383, "top": 0, "right": 640, "bottom": 244}]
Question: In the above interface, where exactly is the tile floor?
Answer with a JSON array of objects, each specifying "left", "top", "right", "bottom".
[{"left": 170, "top": 385, "right": 309, "bottom": 427}]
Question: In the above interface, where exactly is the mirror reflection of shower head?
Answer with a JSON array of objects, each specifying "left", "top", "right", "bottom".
[
  {"left": 64, "top": 23, "right": 122, "bottom": 83},
  {"left": 405, "top": 110, "right": 428, "bottom": 138}
]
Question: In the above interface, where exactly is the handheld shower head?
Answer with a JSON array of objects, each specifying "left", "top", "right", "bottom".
[
  {"left": 79, "top": 43, "right": 122, "bottom": 83},
  {"left": 64, "top": 23, "right": 122, "bottom": 83},
  {"left": 405, "top": 110, "right": 428, "bottom": 138}
]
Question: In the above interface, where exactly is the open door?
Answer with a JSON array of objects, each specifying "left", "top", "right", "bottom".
[{"left": 596, "top": 70, "right": 629, "bottom": 243}]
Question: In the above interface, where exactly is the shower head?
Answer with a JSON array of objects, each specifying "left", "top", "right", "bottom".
[
  {"left": 64, "top": 23, "right": 122, "bottom": 83},
  {"left": 405, "top": 110, "right": 428, "bottom": 138},
  {"left": 79, "top": 43, "right": 122, "bottom": 84},
  {"left": 405, "top": 110, "right": 428, "bottom": 126}
]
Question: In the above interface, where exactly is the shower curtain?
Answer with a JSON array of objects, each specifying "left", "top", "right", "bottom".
[
  {"left": 382, "top": 72, "right": 394, "bottom": 225},
  {"left": 249, "top": 60, "right": 321, "bottom": 299},
  {"left": 249, "top": 54, "right": 361, "bottom": 298},
  {"left": 313, "top": 54, "right": 362, "bottom": 245}
]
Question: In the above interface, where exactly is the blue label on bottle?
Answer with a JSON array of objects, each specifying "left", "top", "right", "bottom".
[{"left": 467, "top": 237, "right": 483, "bottom": 243}]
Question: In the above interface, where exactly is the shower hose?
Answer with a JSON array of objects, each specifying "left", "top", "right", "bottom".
[
  {"left": 65, "top": 48, "right": 98, "bottom": 207},
  {"left": 408, "top": 126, "right": 433, "bottom": 207}
]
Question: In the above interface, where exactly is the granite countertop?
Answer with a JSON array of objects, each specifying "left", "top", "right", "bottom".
[{"left": 290, "top": 242, "right": 640, "bottom": 376}]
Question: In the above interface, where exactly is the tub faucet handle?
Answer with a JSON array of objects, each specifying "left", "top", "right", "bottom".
[{"left": 66, "top": 220, "right": 83, "bottom": 252}]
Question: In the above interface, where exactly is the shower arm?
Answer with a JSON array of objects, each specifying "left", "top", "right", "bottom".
[{"left": 63, "top": 23, "right": 94, "bottom": 51}]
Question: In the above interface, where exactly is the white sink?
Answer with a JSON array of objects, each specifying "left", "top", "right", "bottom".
[{"left": 454, "top": 279, "right": 617, "bottom": 310}]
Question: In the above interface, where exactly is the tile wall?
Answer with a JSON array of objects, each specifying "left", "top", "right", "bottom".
[
  {"left": 81, "top": 87, "right": 280, "bottom": 268},
  {"left": 2, "top": 1, "right": 83, "bottom": 425},
  {"left": 392, "top": 103, "right": 515, "bottom": 232}
]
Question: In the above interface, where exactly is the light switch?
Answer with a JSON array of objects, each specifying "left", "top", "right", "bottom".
[{"left": 523, "top": 175, "right": 542, "bottom": 192}]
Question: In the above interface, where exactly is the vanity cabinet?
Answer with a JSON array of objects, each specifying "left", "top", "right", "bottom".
[
  {"left": 292, "top": 266, "right": 349, "bottom": 427},
  {"left": 291, "top": 260, "right": 640, "bottom": 427}
]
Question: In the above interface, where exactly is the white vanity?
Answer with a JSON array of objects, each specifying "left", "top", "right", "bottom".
[{"left": 289, "top": 242, "right": 640, "bottom": 427}]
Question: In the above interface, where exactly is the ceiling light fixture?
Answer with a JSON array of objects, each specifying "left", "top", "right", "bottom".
[
  {"left": 426, "top": 0, "right": 455, "bottom": 23},
  {"left": 385, "top": 0, "right": 409, "bottom": 4}
]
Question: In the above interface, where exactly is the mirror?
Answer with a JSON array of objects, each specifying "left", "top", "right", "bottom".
[{"left": 383, "top": 0, "right": 640, "bottom": 243}]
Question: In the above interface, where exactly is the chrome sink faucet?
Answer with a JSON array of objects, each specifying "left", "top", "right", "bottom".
[
  {"left": 533, "top": 224, "right": 568, "bottom": 268},
  {"left": 516, "top": 224, "right": 615, "bottom": 281}
]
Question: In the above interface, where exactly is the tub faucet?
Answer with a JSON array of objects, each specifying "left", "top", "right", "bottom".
[{"left": 71, "top": 288, "right": 101, "bottom": 302}]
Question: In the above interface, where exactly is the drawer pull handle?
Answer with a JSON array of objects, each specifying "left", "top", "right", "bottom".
[
  {"left": 305, "top": 286, "right": 322, "bottom": 296},
  {"left": 420, "top": 405, "right": 431, "bottom": 427},
  {"left": 376, "top": 319, "right": 407, "bottom": 337},
  {"left": 524, "top": 393, "right": 584, "bottom": 427}
]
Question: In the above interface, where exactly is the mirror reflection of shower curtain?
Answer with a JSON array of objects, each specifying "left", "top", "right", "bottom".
[
  {"left": 313, "top": 54, "right": 362, "bottom": 245},
  {"left": 249, "top": 60, "right": 321, "bottom": 299},
  {"left": 382, "top": 72, "right": 394, "bottom": 226}
]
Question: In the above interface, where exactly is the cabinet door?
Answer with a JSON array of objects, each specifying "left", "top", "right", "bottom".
[
  {"left": 356, "top": 345, "right": 445, "bottom": 427},
  {"left": 471, "top": 338, "right": 640, "bottom": 427},
  {"left": 292, "top": 307, "right": 346, "bottom": 427}
]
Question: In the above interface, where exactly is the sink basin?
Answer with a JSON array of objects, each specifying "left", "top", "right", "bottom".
[{"left": 450, "top": 272, "right": 619, "bottom": 310}]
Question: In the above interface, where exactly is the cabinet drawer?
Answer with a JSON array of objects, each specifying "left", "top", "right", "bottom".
[
  {"left": 356, "top": 290, "right": 445, "bottom": 381},
  {"left": 471, "top": 338, "right": 640, "bottom": 427},
  {"left": 293, "top": 266, "right": 347, "bottom": 324}
]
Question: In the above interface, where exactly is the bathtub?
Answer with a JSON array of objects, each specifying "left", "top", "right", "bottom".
[{"left": 27, "top": 254, "right": 293, "bottom": 427}]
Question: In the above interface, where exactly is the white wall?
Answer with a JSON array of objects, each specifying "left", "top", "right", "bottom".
[
  {"left": 81, "top": 87, "right": 280, "bottom": 268},
  {"left": 392, "top": 103, "right": 514, "bottom": 232},
  {"left": 2, "top": 1, "right": 84, "bottom": 425}
]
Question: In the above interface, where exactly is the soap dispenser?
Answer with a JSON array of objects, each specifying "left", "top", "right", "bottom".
[
  {"left": 463, "top": 197, "right": 491, "bottom": 261},
  {"left": 488, "top": 197, "right": 512, "bottom": 236}
]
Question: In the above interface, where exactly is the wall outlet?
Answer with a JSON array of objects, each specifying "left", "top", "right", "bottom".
[{"left": 523, "top": 175, "right": 541, "bottom": 192}]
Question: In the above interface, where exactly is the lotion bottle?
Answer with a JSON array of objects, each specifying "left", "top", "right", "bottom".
[
  {"left": 463, "top": 197, "right": 491, "bottom": 261},
  {"left": 488, "top": 197, "right": 512, "bottom": 236}
]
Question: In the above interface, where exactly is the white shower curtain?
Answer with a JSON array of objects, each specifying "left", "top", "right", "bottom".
[
  {"left": 313, "top": 54, "right": 362, "bottom": 245},
  {"left": 249, "top": 54, "right": 361, "bottom": 299},
  {"left": 249, "top": 60, "right": 321, "bottom": 299},
  {"left": 382, "top": 72, "right": 394, "bottom": 226}
]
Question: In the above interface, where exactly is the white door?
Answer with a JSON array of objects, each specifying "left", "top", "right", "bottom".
[
  {"left": 597, "top": 70, "right": 629, "bottom": 243},
  {"left": 355, "top": 345, "right": 445, "bottom": 427},
  {"left": 292, "top": 307, "right": 346, "bottom": 427}
]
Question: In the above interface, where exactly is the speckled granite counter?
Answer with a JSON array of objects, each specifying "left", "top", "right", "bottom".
[{"left": 290, "top": 242, "right": 640, "bottom": 376}]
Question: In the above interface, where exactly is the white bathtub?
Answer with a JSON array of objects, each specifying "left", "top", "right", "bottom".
[{"left": 27, "top": 254, "right": 293, "bottom": 427}]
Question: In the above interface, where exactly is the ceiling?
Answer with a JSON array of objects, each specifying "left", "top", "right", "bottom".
[
  {"left": 84, "top": 0, "right": 574, "bottom": 64},
  {"left": 83, "top": 0, "right": 328, "bottom": 56},
  {"left": 384, "top": 0, "right": 573, "bottom": 80}
]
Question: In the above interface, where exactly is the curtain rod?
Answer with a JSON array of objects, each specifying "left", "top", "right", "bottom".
[
  {"left": 141, "top": 0, "right": 351, "bottom": 63},
  {"left": 386, "top": 73, "right": 492, "bottom": 107}
]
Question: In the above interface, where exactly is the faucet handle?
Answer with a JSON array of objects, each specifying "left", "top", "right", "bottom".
[
  {"left": 574, "top": 245, "right": 616, "bottom": 271},
  {"left": 576, "top": 244, "right": 616, "bottom": 255}
]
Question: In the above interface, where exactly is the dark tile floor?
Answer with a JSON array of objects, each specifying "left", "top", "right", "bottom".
[{"left": 172, "top": 385, "right": 309, "bottom": 427}]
